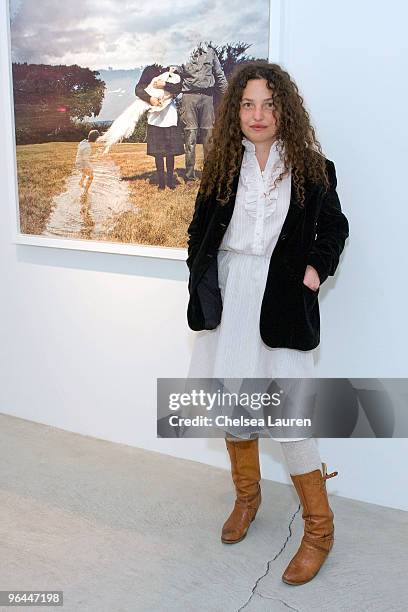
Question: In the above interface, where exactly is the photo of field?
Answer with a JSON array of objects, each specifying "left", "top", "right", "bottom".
[
  {"left": 9, "top": 0, "right": 269, "bottom": 250},
  {"left": 16, "top": 142, "right": 203, "bottom": 246}
]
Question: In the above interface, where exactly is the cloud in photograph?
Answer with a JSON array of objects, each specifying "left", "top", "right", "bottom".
[{"left": 10, "top": 0, "right": 269, "bottom": 69}]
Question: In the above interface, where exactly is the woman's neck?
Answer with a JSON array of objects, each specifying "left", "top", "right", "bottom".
[{"left": 254, "top": 140, "right": 276, "bottom": 172}]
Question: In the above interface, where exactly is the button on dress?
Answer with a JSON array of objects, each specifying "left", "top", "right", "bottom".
[{"left": 187, "top": 137, "right": 314, "bottom": 440}]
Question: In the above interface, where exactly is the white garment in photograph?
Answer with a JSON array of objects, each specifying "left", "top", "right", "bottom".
[
  {"left": 98, "top": 71, "right": 180, "bottom": 151},
  {"left": 187, "top": 137, "right": 315, "bottom": 440},
  {"left": 75, "top": 139, "right": 92, "bottom": 169},
  {"left": 146, "top": 71, "right": 180, "bottom": 127}
]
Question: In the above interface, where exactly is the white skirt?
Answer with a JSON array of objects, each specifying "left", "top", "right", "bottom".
[{"left": 187, "top": 250, "right": 315, "bottom": 441}]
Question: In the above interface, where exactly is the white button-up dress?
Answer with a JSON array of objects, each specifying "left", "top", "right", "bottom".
[{"left": 187, "top": 137, "right": 314, "bottom": 440}]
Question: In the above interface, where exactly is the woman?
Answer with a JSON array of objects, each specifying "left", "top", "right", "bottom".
[
  {"left": 186, "top": 61, "right": 349, "bottom": 586},
  {"left": 135, "top": 64, "right": 184, "bottom": 190}
]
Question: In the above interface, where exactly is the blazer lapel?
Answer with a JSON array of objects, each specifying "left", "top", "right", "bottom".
[
  {"left": 277, "top": 173, "right": 307, "bottom": 240},
  {"left": 190, "top": 172, "right": 240, "bottom": 294}
]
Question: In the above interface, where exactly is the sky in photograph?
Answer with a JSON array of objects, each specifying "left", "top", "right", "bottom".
[{"left": 9, "top": 0, "right": 270, "bottom": 70}]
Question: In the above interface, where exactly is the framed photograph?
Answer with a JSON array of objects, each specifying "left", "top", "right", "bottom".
[{"left": 4, "top": 0, "right": 278, "bottom": 259}]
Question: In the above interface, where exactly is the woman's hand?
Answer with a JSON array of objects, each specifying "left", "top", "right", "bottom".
[
  {"left": 153, "top": 79, "right": 166, "bottom": 89},
  {"left": 149, "top": 96, "right": 162, "bottom": 106},
  {"left": 303, "top": 265, "right": 320, "bottom": 291}
]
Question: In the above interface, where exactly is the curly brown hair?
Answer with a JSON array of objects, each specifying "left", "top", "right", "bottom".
[{"left": 200, "top": 61, "right": 329, "bottom": 206}]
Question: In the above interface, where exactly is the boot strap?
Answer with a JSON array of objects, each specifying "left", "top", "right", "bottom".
[{"left": 322, "top": 462, "right": 338, "bottom": 481}]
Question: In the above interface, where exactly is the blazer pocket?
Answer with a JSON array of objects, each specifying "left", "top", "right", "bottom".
[
  {"left": 302, "top": 282, "right": 320, "bottom": 295},
  {"left": 302, "top": 283, "right": 320, "bottom": 310}
]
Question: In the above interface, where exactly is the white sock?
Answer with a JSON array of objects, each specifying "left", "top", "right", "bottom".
[{"left": 280, "top": 438, "right": 322, "bottom": 475}]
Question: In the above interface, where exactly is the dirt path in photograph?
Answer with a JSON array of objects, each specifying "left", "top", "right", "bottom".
[{"left": 42, "top": 158, "right": 136, "bottom": 241}]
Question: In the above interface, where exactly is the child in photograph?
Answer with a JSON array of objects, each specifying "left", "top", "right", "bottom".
[
  {"left": 135, "top": 64, "right": 184, "bottom": 190},
  {"left": 75, "top": 129, "right": 100, "bottom": 193}
]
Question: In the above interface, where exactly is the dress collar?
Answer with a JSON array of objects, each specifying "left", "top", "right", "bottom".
[
  {"left": 241, "top": 136, "right": 281, "bottom": 156},
  {"left": 241, "top": 136, "right": 284, "bottom": 176}
]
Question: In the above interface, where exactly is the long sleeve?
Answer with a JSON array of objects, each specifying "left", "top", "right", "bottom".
[
  {"left": 136, "top": 71, "right": 181, "bottom": 102},
  {"left": 187, "top": 191, "right": 206, "bottom": 272},
  {"left": 307, "top": 160, "right": 349, "bottom": 284},
  {"left": 212, "top": 51, "right": 228, "bottom": 94},
  {"left": 135, "top": 66, "right": 157, "bottom": 103},
  {"left": 135, "top": 81, "right": 151, "bottom": 104}
]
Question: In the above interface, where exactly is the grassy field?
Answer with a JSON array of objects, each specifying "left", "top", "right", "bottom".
[
  {"left": 106, "top": 142, "right": 202, "bottom": 248},
  {"left": 15, "top": 141, "right": 203, "bottom": 247},
  {"left": 16, "top": 142, "right": 77, "bottom": 235}
]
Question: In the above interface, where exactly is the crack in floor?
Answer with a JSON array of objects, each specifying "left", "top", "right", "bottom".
[
  {"left": 236, "top": 504, "right": 301, "bottom": 612},
  {"left": 256, "top": 593, "right": 300, "bottom": 611}
]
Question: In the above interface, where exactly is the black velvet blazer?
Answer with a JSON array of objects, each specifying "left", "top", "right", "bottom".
[{"left": 186, "top": 156, "right": 350, "bottom": 351}]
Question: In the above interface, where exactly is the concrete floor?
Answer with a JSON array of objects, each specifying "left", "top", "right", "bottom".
[{"left": 0, "top": 414, "right": 407, "bottom": 612}]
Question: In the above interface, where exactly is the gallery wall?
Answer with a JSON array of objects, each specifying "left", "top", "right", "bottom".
[{"left": 1, "top": 0, "right": 407, "bottom": 510}]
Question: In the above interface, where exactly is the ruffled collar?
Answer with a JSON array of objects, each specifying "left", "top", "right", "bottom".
[
  {"left": 242, "top": 136, "right": 282, "bottom": 158},
  {"left": 240, "top": 136, "right": 286, "bottom": 219}
]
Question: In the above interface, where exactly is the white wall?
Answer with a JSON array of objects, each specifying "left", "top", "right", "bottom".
[{"left": 0, "top": 0, "right": 407, "bottom": 511}]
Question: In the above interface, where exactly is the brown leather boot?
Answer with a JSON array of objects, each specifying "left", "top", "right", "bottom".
[
  {"left": 221, "top": 438, "right": 261, "bottom": 544},
  {"left": 282, "top": 463, "right": 338, "bottom": 585}
]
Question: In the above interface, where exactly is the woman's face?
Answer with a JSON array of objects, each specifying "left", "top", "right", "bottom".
[{"left": 239, "top": 78, "right": 278, "bottom": 146}]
